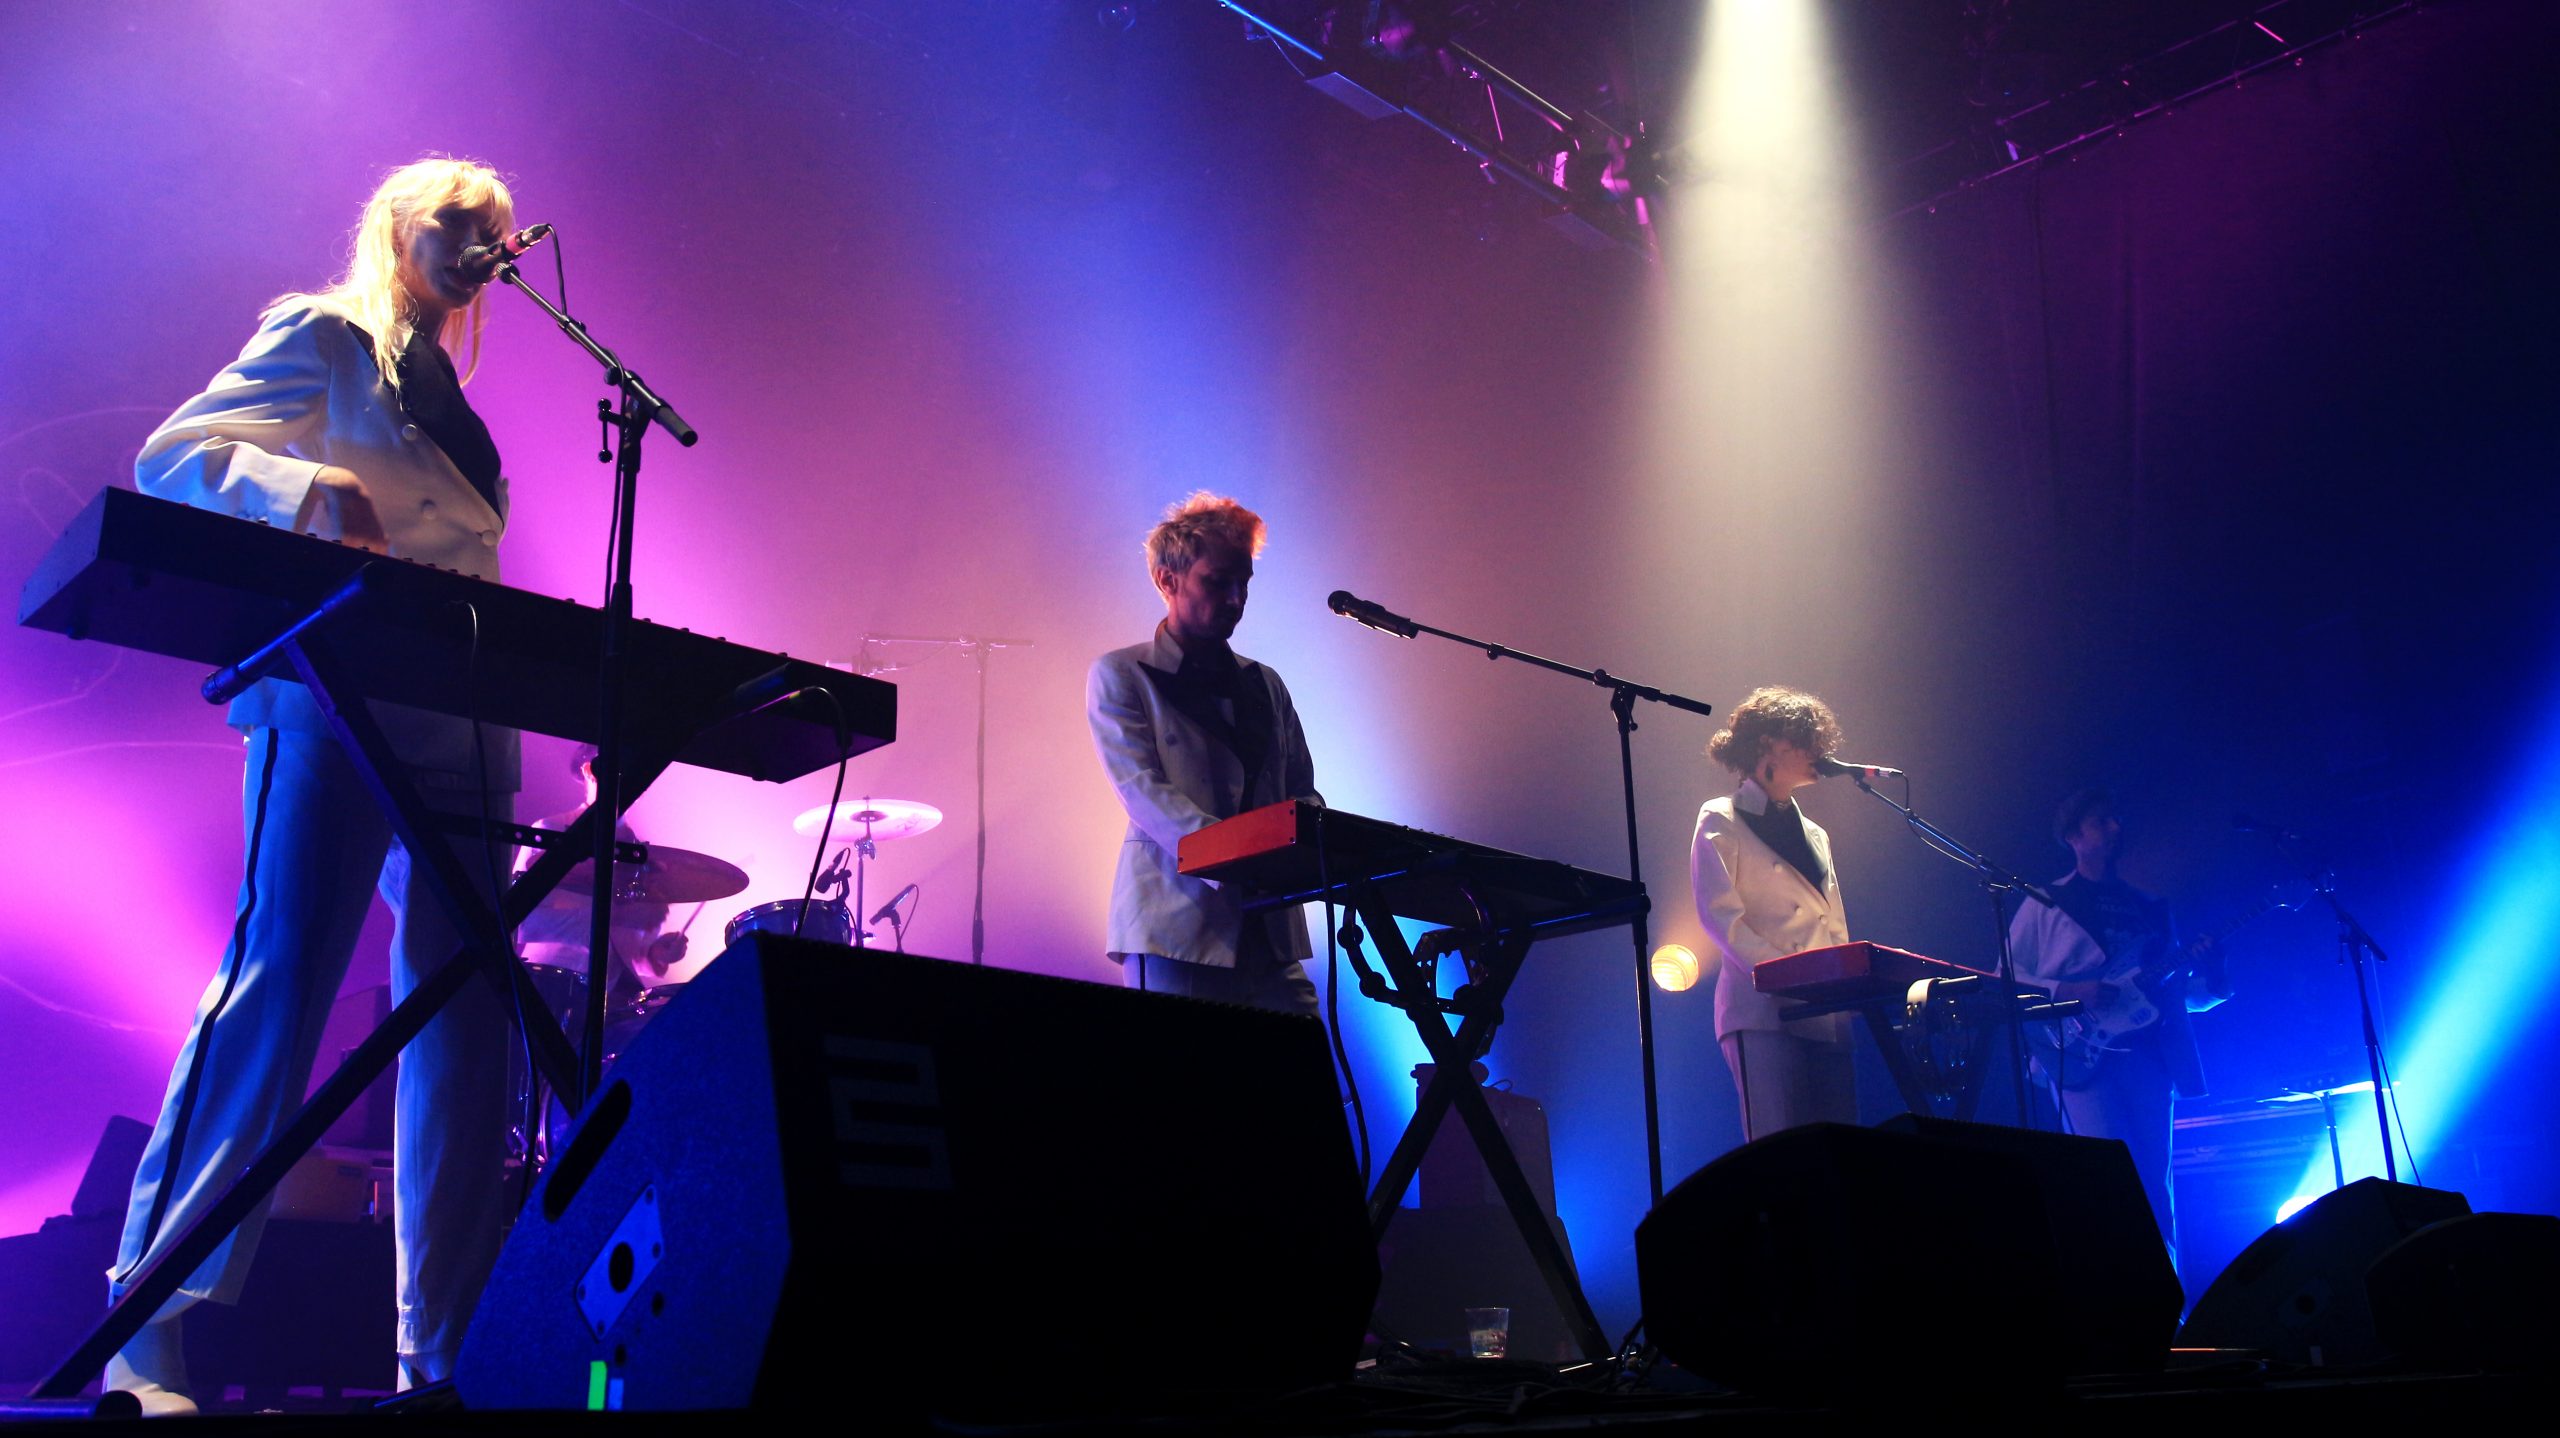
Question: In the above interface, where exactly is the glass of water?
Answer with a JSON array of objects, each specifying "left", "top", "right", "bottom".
[{"left": 1464, "top": 1306, "right": 1510, "bottom": 1360}]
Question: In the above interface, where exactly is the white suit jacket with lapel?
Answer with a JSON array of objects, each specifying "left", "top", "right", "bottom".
[
  {"left": 1690, "top": 778, "right": 1851, "bottom": 1041},
  {"left": 136, "top": 298, "right": 519, "bottom": 785},
  {"left": 1087, "top": 624, "right": 1316, "bottom": 969}
]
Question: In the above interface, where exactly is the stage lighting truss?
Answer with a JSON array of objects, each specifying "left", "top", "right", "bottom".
[
  {"left": 1893, "top": 0, "right": 2426, "bottom": 218},
  {"left": 1214, "top": 1, "right": 1662, "bottom": 257}
]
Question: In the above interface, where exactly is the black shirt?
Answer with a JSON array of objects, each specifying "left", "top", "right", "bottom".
[
  {"left": 1740, "top": 795, "right": 1829, "bottom": 892},
  {"left": 2050, "top": 874, "right": 2173, "bottom": 972},
  {"left": 350, "top": 322, "right": 504, "bottom": 513}
]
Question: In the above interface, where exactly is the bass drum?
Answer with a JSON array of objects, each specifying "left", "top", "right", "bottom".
[{"left": 725, "top": 897, "right": 851, "bottom": 949}]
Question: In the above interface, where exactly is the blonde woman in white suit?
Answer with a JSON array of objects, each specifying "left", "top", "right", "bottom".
[
  {"left": 109, "top": 158, "right": 524, "bottom": 1411},
  {"left": 1689, "top": 686, "right": 1858, "bottom": 1142}
]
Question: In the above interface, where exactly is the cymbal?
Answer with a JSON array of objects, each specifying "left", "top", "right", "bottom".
[
  {"left": 793, "top": 798, "right": 942, "bottom": 842},
  {"left": 555, "top": 844, "right": 750, "bottom": 904}
]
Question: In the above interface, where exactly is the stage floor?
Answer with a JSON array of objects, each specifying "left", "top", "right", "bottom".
[{"left": 3, "top": 1353, "right": 2531, "bottom": 1434}]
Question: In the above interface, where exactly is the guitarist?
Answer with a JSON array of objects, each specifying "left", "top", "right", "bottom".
[{"left": 2007, "top": 788, "right": 2231, "bottom": 1266}]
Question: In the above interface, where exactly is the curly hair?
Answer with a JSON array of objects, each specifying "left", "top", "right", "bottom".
[
  {"left": 1705, "top": 686, "right": 1842, "bottom": 777},
  {"left": 1144, "top": 491, "right": 1267, "bottom": 578}
]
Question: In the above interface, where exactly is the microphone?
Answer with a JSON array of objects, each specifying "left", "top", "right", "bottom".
[
  {"left": 815, "top": 847, "right": 852, "bottom": 892},
  {"left": 1328, "top": 590, "right": 1419, "bottom": 639},
  {"left": 1816, "top": 756, "right": 1906, "bottom": 781},
  {"left": 457, "top": 222, "right": 555, "bottom": 278},
  {"left": 869, "top": 883, "right": 920, "bottom": 927}
]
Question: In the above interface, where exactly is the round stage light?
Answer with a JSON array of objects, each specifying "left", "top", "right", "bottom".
[{"left": 1651, "top": 943, "right": 1701, "bottom": 992}]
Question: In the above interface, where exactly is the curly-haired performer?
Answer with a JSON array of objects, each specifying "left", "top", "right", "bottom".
[
  {"left": 1689, "top": 686, "right": 1858, "bottom": 1141},
  {"left": 108, "top": 158, "right": 527, "bottom": 1411},
  {"left": 1086, "top": 492, "right": 1321, "bottom": 1014}
]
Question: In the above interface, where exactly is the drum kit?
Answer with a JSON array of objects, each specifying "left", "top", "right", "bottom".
[
  {"left": 508, "top": 796, "right": 942, "bottom": 1167},
  {"left": 726, "top": 797, "right": 944, "bottom": 950}
]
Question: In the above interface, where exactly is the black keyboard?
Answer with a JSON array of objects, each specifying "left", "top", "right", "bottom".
[{"left": 20, "top": 487, "right": 894, "bottom": 782}]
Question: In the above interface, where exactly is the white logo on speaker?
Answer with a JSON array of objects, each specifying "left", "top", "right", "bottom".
[{"left": 825, "top": 1036, "right": 951, "bottom": 1190}]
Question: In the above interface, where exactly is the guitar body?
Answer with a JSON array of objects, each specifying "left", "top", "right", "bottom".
[
  {"left": 2046, "top": 966, "right": 2168, "bottom": 1086},
  {"left": 2031, "top": 885, "right": 2296, "bottom": 1089}
]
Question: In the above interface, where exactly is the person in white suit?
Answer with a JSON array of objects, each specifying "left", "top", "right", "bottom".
[
  {"left": 107, "top": 158, "right": 526, "bottom": 1411},
  {"left": 1087, "top": 492, "right": 1320, "bottom": 1015},
  {"left": 1689, "top": 686, "right": 1858, "bottom": 1141}
]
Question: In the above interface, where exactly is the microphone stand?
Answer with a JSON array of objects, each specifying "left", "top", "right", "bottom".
[
  {"left": 489, "top": 256, "right": 697, "bottom": 1103},
  {"left": 2257, "top": 831, "right": 2402, "bottom": 1182},
  {"left": 1846, "top": 776, "right": 2059, "bottom": 1128},
  {"left": 851, "top": 634, "right": 1034, "bottom": 965},
  {"left": 1339, "top": 605, "right": 1709, "bottom": 1207}
]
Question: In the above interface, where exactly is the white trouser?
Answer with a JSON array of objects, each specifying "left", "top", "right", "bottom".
[{"left": 110, "top": 728, "right": 516, "bottom": 1382}]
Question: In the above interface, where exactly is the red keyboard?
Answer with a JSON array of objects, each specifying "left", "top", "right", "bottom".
[{"left": 1753, "top": 941, "right": 1990, "bottom": 1005}]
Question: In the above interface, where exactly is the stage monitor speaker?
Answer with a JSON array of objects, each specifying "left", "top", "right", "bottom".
[
  {"left": 1636, "top": 1119, "right": 2176, "bottom": 1398},
  {"left": 1411, "top": 1064, "right": 1556, "bottom": 1214},
  {"left": 2178, "top": 1176, "right": 2470, "bottom": 1368},
  {"left": 2366, "top": 1211, "right": 2560, "bottom": 1371},
  {"left": 1876, "top": 1114, "right": 2184, "bottom": 1373},
  {"left": 456, "top": 935, "right": 1378, "bottom": 1416}
]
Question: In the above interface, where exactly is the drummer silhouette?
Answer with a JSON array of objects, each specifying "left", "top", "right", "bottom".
[{"left": 515, "top": 744, "right": 689, "bottom": 996}]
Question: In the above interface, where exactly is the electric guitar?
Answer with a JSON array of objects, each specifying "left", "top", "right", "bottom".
[{"left": 2039, "top": 882, "right": 2304, "bottom": 1085}]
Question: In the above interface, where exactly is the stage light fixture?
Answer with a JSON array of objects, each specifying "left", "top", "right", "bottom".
[{"left": 1651, "top": 943, "right": 1701, "bottom": 993}]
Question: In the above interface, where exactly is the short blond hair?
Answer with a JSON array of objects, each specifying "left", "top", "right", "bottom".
[
  {"left": 279, "top": 156, "right": 516, "bottom": 391},
  {"left": 1144, "top": 491, "right": 1267, "bottom": 579}
]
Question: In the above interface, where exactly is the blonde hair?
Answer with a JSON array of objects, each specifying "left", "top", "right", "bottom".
[
  {"left": 279, "top": 156, "right": 515, "bottom": 390},
  {"left": 1144, "top": 491, "right": 1267, "bottom": 578}
]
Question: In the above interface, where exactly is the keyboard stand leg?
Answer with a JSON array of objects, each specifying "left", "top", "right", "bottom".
[
  {"left": 1356, "top": 895, "right": 1613, "bottom": 1364},
  {"left": 34, "top": 631, "right": 672, "bottom": 1401},
  {"left": 1860, "top": 1001, "right": 1941, "bottom": 1117}
]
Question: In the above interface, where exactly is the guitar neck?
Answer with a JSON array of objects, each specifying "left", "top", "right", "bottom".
[{"left": 2136, "top": 891, "right": 2281, "bottom": 985}]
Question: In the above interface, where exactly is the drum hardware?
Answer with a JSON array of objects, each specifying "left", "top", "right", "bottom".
[
  {"left": 726, "top": 897, "right": 854, "bottom": 950},
  {"left": 510, "top": 838, "right": 739, "bottom": 1173},
  {"left": 790, "top": 797, "right": 941, "bottom": 948},
  {"left": 555, "top": 843, "right": 750, "bottom": 905},
  {"left": 2263, "top": 1077, "right": 2402, "bottom": 1196}
]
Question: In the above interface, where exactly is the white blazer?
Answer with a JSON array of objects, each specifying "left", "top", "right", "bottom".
[
  {"left": 1690, "top": 778, "right": 1850, "bottom": 1041},
  {"left": 1087, "top": 624, "right": 1316, "bottom": 969},
  {"left": 135, "top": 298, "right": 518, "bottom": 785}
]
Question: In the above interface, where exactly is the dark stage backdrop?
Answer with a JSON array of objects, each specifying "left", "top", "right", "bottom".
[{"left": 1, "top": 0, "right": 2552, "bottom": 1335}]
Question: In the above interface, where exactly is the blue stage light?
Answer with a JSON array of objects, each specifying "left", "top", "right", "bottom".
[{"left": 2282, "top": 677, "right": 2560, "bottom": 1204}]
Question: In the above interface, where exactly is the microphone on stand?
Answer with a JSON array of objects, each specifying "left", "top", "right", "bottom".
[
  {"left": 457, "top": 222, "right": 555, "bottom": 278},
  {"left": 869, "top": 883, "right": 920, "bottom": 928},
  {"left": 815, "top": 847, "right": 853, "bottom": 895},
  {"left": 1816, "top": 756, "right": 1907, "bottom": 781},
  {"left": 1327, "top": 590, "right": 1419, "bottom": 639}
]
